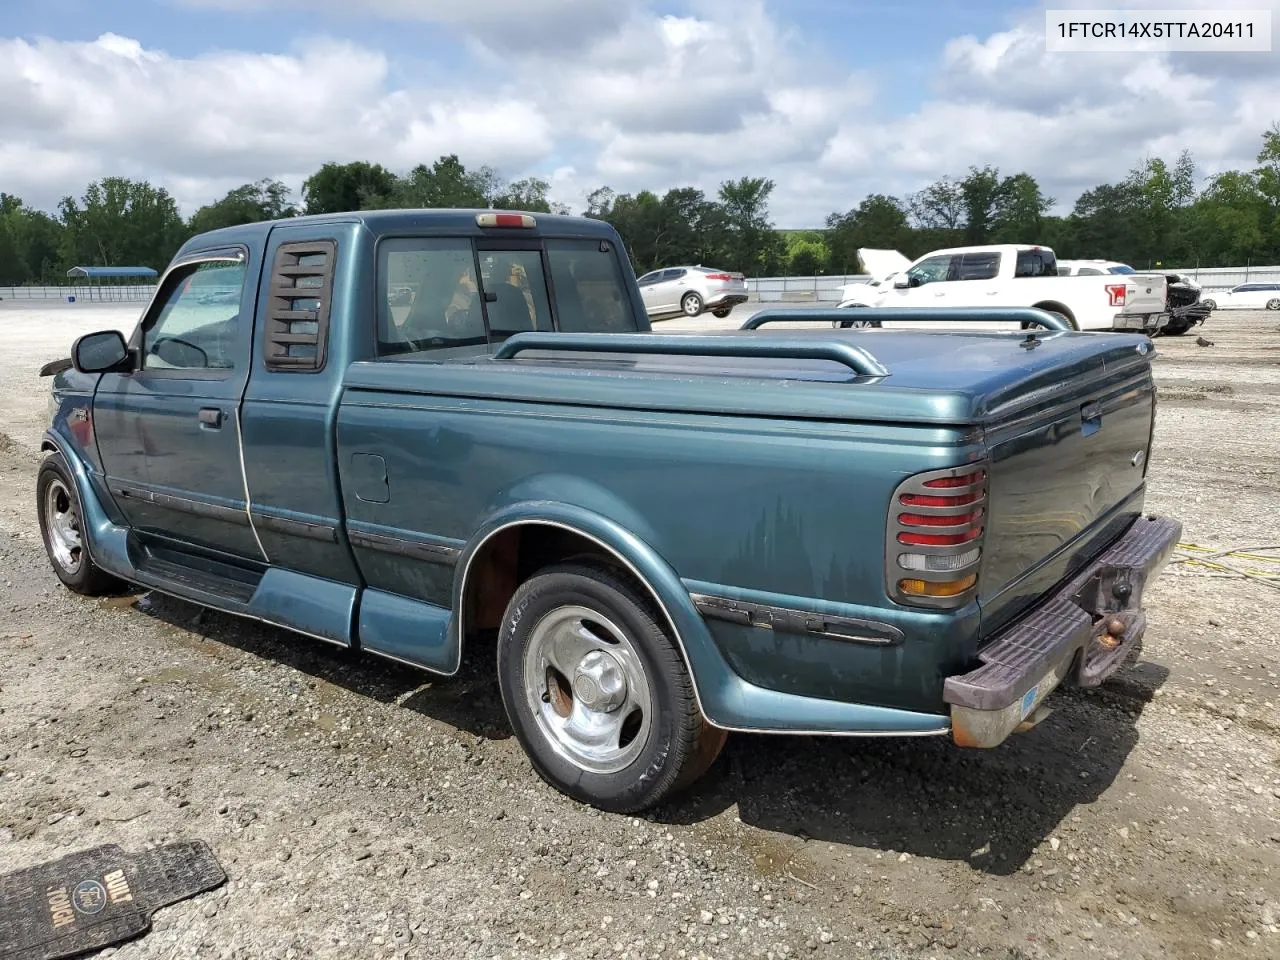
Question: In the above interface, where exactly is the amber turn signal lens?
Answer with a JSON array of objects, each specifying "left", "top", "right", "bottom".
[{"left": 897, "top": 574, "right": 978, "bottom": 598}]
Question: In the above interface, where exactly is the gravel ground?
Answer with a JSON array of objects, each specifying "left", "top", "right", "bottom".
[{"left": 2, "top": 301, "right": 1279, "bottom": 960}]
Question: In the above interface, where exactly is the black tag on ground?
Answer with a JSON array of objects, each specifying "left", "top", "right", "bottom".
[{"left": 0, "top": 841, "right": 226, "bottom": 960}]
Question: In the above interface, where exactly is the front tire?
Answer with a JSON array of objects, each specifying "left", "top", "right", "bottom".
[
  {"left": 681, "top": 292, "right": 704, "bottom": 317},
  {"left": 1267, "top": 298, "right": 1280, "bottom": 311},
  {"left": 1202, "top": 299, "right": 1217, "bottom": 311},
  {"left": 496, "top": 562, "right": 725, "bottom": 812},
  {"left": 37, "top": 454, "right": 122, "bottom": 596}
]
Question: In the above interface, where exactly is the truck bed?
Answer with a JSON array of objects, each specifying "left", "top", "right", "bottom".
[{"left": 341, "top": 324, "right": 1157, "bottom": 646}]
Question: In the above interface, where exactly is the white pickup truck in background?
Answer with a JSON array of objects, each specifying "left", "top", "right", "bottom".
[
  {"left": 1056, "top": 259, "right": 1209, "bottom": 336},
  {"left": 838, "top": 245, "right": 1169, "bottom": 333}
]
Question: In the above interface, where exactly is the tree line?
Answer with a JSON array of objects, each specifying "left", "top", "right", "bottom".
[{"left": 2, "top": 124, "right": 1278, "bottom": 286}]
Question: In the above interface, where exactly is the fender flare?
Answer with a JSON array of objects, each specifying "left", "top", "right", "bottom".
[
  {"left": 450, "top": 500, "right": 730, "bottom": 724},
  {"left": 39, "top": 430, "right": 134, "bottom": 579}
]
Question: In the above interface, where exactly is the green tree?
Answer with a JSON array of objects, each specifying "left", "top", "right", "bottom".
[
  {"left": 825, "top": 194, "right": 912, "bottom": 272},
  {"left": 1, "top": 196, "right": 65, "bottom": 284},
  {"left": 58, "top": 177, "right": 187, "bottom": 271},
  {"left": 717, "top": 176, "right": 784, "bottom": 275},
  {"left": 301, "top": 161, "right": 396, "bottom": 214},
  {"left": 783, "top": 231, "right": 830, "bottom": 275},
  {"left": 907, "top": 177, "right": 965, "bottom": 231},
  {"left": 1254, "top": 124, "right": 1280, "bottom": 256},
  {"left": 990, "top": 173, "right": 1054, "bottom": 243},
  {"left": 583, "top": 186, "right": 616, "bottom": 219},
  {"left": 188, "top": 178, "right": 296, "bottom": 235},
  {"left": 371, "top": 154, "right": 502, "bottom": 210},
  {"left": 491, "top": 176, "right": 568, "bottom": 214},
  {"left": 959, "top": 165, "right": 1002, "bottom": 244}
]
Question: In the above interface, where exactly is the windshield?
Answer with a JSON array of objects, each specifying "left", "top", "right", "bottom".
[{"left": 378, "top": 236, "right": 638, "bottom": 357}]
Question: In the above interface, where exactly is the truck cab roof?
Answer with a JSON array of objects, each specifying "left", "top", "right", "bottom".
[{"left": 173, "top": 208, "right": 618, "bottom": 261}]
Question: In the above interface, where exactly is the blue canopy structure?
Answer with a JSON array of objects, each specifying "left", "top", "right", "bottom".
[
  {"left": 64, "top": 265, "right": 159, "bottom": 302},
  {"left": 66, "top": 266, "right": 159, "bottom": 279}
]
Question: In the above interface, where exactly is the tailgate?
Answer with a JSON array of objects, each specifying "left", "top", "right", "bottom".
[
  {"left": 977, "top": 348, "right": 1156, "bottom": 635},
  {"left": 1112, "top": 273, "right": 1166, "bottom": 315}
]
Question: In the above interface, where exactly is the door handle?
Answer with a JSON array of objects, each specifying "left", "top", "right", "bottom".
[{"left": 198, "top": 407, "right": 223, "bottom": 429}]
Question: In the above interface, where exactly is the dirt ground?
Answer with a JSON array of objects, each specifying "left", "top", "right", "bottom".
[{"left": 1, "top": 301, "right": 1278, "bottom": 960}]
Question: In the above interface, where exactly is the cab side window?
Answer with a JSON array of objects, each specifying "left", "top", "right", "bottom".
[
  {"left": 906, "top": 255, "right": 955, "bottom": 287},
  {"left": 141, "top": 258, "right": 246, "bottom": 372},
  {"left": 956, "top": 252, "right": 1000, "bottom": 281}
]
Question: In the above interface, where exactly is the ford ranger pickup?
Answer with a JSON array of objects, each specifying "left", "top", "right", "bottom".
[{"left": 37, "top": 209, "right": 1181, "bottom": 813}]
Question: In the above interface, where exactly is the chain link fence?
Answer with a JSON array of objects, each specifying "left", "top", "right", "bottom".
[{"left": 0, "top": 284, "right": 158, "bottom": 302}]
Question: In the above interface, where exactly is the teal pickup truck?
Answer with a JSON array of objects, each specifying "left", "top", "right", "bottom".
[{"left": 37, "top": 209, "right": 1180, "bottom": 812}]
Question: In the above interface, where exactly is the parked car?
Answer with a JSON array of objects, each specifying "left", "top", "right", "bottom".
[
  {"left": 1057, "top": 260, "right": 1209, "bottom": 336},
  {"left": 636, "top": 265, "right": 748, "bottom": 319},
  {"left": 37, "top": 209, "right": 1180, "bottom": 813},
  {"left": 837, "top": 245, "right": 1169, "bottom": 333},
  {"left": 1201, "top": 282, "right": 1280, "bottom": 311}
]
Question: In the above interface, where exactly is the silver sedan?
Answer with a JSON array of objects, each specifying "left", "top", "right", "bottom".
[{"left": 636, "top": 266, "right": 748, "bottom": 319}]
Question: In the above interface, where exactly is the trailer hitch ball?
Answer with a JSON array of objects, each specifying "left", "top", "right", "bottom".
[{"left": 1097, "top": 616, "right": 1127, "bottom": 651}]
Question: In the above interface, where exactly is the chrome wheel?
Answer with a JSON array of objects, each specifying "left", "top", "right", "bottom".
[
  {"left": 522, "top": 604, "right": 654, "bottom": 774},
  {"left": 1267, "top": 298, "right": 1280, "bottom": 311},
  {"left": 44, "top": 477, "right": 83, "bottom": 575}
]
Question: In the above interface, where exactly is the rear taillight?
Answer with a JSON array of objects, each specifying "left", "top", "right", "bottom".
[
  {"left": 887, "top": 466, "right": 987, "bottom": 608},
  {"left": 704, "top": 273, "right": 732, "bottom": 281}
]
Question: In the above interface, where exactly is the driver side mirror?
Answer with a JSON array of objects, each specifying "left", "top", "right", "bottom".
[
  {"left": 71, "top": 330, "right": 131, "bottom": 374},
  {"left": 893, "top": 276, "right": 911, "bottom": 289}
]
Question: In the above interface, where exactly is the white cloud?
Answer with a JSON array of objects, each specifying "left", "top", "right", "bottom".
[
  {"left": 172, "top": 0, "right": 636, "bottom": 51},
  {"left": 0, "top": 32, "right": 553, "bottom": 213},
  {"left": 1, "top": 1, "right": 1277, "bottom": 228}
]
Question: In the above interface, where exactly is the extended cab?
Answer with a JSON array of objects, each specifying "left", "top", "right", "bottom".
[
  {"left": 838, "top": 244, "right": 1169, "bottom": 334},
  {"left": 38, "top": 210, "right": 1180, "bottom": 812}
]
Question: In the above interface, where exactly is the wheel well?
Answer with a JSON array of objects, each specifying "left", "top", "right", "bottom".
[{"left": 459, "top": 523, "right": 649, "bottom": 655}]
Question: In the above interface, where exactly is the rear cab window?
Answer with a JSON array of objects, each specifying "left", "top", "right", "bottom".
[{"left": 377, "top": 235, "right": 638, "bottom": 358}]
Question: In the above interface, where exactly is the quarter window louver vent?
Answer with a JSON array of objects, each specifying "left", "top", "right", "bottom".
[{"left": 264, "top": 240, "right": 335, "bottom": 371}]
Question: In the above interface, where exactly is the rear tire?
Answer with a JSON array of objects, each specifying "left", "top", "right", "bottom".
[
  {"left": 1267, "top": 298, "right": 1280, "bottom": 311},
  {"left": 712, "top": 307, "right": 732, "bottom": 318},
  {"left": 37, "top": 454, "right": 123, "bottom": 596},
  {"left": 1028, "top": 304, "right": 1076, "bottom": 331},
  {"left": 496, "top": 561, "right": 724, "bottom": 813},
  {"left": 1162, "top": 320, "right": 1191, "bottom": 336},
  {"left": 1202, "top": 299, "right": 1217, "bottom": 311},
  {"left": 681, "top": 292, "right": 704, "bottom": 317}
]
